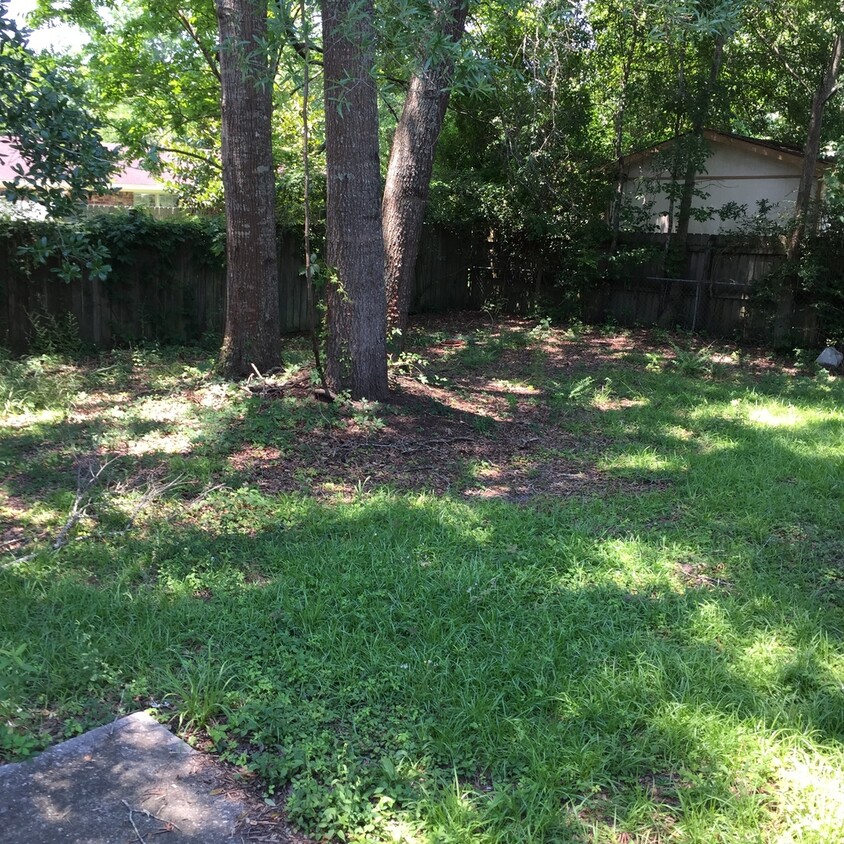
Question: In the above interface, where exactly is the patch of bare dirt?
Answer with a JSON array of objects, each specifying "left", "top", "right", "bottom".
[
  {"left": 228, "top": 315, "right": 777, "bottom": 502},
  {"left": 676, "top": 557, "right": 733, "bottom": 591}
]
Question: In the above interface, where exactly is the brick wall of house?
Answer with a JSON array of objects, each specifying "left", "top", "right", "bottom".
[{"left": 88, "top": 191, "right": 134, "bottom": 207}]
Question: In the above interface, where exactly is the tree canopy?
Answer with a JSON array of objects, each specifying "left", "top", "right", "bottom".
[{"left": 12, "top": 0, "right": 844, "bottom": 374}]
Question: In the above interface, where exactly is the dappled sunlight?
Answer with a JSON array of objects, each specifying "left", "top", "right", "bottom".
[
  {"left": 133, "top": 396, "right": 197, "bottom": 424},
  {"left": 126, "top": 429, "right": 195, "bottom": 455},
  {"left": 194, "top": 381, "right": 239, "bottom": 410},
  {"left": 1, "top": 407, "right": 65, "bottom": 429},
  {"left": 737, "top": 634, "right": 796, "bottom": 691},
  {"left": 598, "top": 447, "right": 685, "bottom": 475},
  {"left": 665, "top": 424, "right": 695, "bottom": 440},
  {"left": 776, "top": 751, "right": 844, "bottom": 842},
  {"left": 4, "top": 319, "right": 844, "bottom": 842},
  {"left": 592, "top": 396, "right": 649, "bottom": 412},
  {"left": 748, "top": 405, "right": 802, "bottom": 428},
  {"left": 687, "top": 599, "right": 735, "bottom": 644}
]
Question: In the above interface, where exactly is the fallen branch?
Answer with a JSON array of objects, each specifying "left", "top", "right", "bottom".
[
  {"left": 1, "top": 458, "right": 119, "bottom": 569},
  {"left": 1, "top": 459, "right": 193, "bottom": 569},
  {"left": 121, "top": 798, "right": 181, "bottom": 840},
  {"left": 52, "top": 459, "right": 118, "bottom": 551},
  {"left": 115, "top": 473, "right": 188, "bottom": 536},
  {"left": 187, "top": 483, "right": 228, "bottom": 509},
  {"left": 0, "top": 550, "right": 38, "bottom": 569},
  {"left": 242, "top": 372, "right": 312, "bottom": 397}
]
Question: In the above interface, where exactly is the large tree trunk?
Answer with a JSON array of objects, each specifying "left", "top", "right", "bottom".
[
  {"left": 322, "top": 0, "right": 388, "bottom": 400},
  {"left": 383, "top": 0, "right": 469, "bottom": 345},
  {"left": 788, "top": 32, "right": 843, "bottom": 261},
  {"left": 215, "top": 0, "right": 280, "bottom": 377}
]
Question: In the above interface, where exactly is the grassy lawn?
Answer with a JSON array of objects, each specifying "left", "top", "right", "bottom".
[{"left": 1, "top": 317, "right": 843, "bottom": 843}]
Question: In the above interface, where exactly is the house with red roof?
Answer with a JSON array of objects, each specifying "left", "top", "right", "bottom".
[{"left": 0, "top": 137, "right": 177, "bottom": 218}]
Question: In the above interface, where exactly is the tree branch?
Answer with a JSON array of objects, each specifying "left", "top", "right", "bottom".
[
  {"left": 154, "top": 145, "right": 223, "bottom": 171},
  {"left": 820, "top": 32, "right": 844, "bottom": 105},
  {"left": 173, "top": 8, "right": 222, "bottom": 83},
  {"left": 750, "top": 23, "right": 813, "bottom": 94}
]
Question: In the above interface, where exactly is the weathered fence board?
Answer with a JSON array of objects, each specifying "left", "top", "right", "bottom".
[
  {"left": 594, "top": 233, "right": 814, "bottom": 343},
  {"left": 0, "top": 226, "right": 827, "bottom": 352},
  {"left": 0, "top": 226, "right": 488, "bottom": 352}
]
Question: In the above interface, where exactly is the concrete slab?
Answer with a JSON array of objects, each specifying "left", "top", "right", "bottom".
[{"left": 0, "top": 711, "right": 284, "bottom": 843}]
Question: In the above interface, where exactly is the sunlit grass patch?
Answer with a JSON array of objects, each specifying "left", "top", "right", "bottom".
[
  {"left": 598, "top": 446, "right": 686, "bottom": 476},
  {"left": 775, "top": 749, "right": 844, "bottom": 843}
]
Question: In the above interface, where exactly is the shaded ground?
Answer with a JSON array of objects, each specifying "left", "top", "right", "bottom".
[
  {"left": 0, "top": 314, "right": 800, "bottom": 555},
  {"left": 222, "top": 314, "right": 778, "bottom": 502},
  {"left": 1, "top": 316, "right": 842, "bottom": 843}
]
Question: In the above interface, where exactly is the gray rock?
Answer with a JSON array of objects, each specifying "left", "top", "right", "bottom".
[{"left": 816, "top": 347, "right": 844, "bottom": 368}]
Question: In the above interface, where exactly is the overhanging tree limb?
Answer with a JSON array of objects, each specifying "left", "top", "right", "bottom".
[
  {"left": 788, "top": 30, "right": 843, "bottom": 260},
  {"left": 173, "top": 7, "right": 222, "bottom": 82}
]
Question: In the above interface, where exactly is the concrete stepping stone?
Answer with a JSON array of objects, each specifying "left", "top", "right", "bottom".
[{"left": 0, "top": 711, "right": 266, "bottom": 843}]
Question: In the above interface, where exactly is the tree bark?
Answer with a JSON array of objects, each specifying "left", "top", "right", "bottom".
[
  {"left": 322, "top": 0, "right": 388, "bottom": 400},
  {"left": 675, "top": 34, "right": 725, "bottom": 245},
  {"left": 383, "top": 0, "right": 469, "bottom": 345},
  {"left": 659, "top": 32, "right": 724, "bottom": 328},
  {"left": 788, "top": 31, "right": 843, "bottom": 261},
  {"left": 215, "top": 0, "right": 280, "bottom": 377}
]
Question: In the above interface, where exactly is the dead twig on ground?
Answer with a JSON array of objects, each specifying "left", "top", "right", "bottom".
[
  {"left": 1, "top": 458, "right": 119, "bottom": 569},
  {"left": 121, "top": 798, "right": 181, "bottom": 840},
  {"left": 52, "top": 458, "right": 118, "bottom": 551},
  {"left": 122, "top": 799, "right": 148, "bottom": 844},
  {"left": 187, "top": 483, "right": 228, "bottom": 509},
  {"left": 1, "top": 460, "right": 195, "bottom": 569},
  {"left": 115, "top": 473, "right": 189, "bottom": 536},
  {"left": 243, "top": 367, "right": 313, "bottom": 398}
]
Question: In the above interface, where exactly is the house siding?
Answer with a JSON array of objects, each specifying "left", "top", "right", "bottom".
[{"left": 620, "top": 135, "right": 821, "bottom": 235}]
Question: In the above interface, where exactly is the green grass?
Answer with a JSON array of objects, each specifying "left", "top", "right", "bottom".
[{"left": 1, "top": 326, "right": 843, "bottom": 842}]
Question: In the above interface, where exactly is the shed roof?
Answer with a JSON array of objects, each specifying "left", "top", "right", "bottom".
[{"left": 620, "top": 129, "right": 831, "bottom": 175}]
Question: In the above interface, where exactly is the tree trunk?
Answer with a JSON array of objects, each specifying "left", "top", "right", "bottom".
[
  {"left": 322, "top": 0, "right": 388, "bottom": 400},
  {"left": 215, "top": 0, "right": 280, "bottom": 377},
  {"left": 675, "top": 34, "right": 725, "bottom": 245},
  {"left": 609, "top": 10, "right": 642, "bottom": 256},
  {"left": 659, "top": 33, "right": 724, "bottom": 328},
  {"left": 788, "top": 32, "right": 843, "bottom": 261},
  {"left": 383, "top": 0, "right": 469, "bottom": 345}
]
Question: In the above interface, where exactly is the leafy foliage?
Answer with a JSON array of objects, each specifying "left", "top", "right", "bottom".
[
  {"left": 1, "top": 211, "right": 225, "bottom": 282},
  {"left": 0, "top": 1, "right": 116, "bottom": 218}
]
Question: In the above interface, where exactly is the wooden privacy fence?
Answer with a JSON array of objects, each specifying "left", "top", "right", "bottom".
[
  {"left": 590, "top": 233, "right": 822, "bottom": 345},
  {"left": 0, "top": 225, "right": 487, "bottom": 353},
  {"left": 0, "top": 225, "right": 827, "bottom": 352}
]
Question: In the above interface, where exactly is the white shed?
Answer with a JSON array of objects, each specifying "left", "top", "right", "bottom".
[{"left": 616, "top": 130, "right": 829, "bottom": 235}]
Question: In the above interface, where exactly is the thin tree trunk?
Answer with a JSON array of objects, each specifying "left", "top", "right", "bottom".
[
  {"left": 788, "top": 32, "right": 843, "bottom": 261},
  {"left": 383, "top": 0, "right": 469, "bottom": 345},
  {"left": 659, "top": 33, "right": 724, "bottom": 328},
  {"left": 675, "top": 34, "right": 725, "bottom": 245},
  {"left": 215, "top": 0, "right": 280, "bottom": 377},
  {"left": 609, "top": 13, "right": 641, "bottom": 255},
  {"left": 300, "top": 0, "right": 326, "bottom": 389},
  {"left": 322, "top": 0, "right": 388, "bottom": 400}
]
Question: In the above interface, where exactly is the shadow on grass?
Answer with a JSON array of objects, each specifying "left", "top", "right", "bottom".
[
  {"left": 2, "top": 329, "right": 843, "bottom": 840},
  {"left": 2, "top": 474, "right": 843, "bottom": 840}
]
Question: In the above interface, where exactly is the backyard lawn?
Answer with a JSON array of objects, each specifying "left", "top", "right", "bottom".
[{"left": 1, "top": 315, "right": 843, "bottom": 843}]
